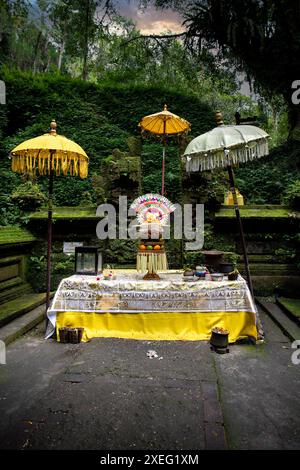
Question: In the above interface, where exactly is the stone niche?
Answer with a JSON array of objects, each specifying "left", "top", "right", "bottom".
[{"left": 96, "top": 137, "right": 142, "bottom": 205}]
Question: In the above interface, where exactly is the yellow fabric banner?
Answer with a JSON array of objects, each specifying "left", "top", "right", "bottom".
[{"left": 56, "top": 310, "right": 258, "bottom": 343}]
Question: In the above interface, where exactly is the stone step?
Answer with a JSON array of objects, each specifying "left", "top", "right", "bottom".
[
  {"left": 256, "top": 298, "right": 300, "bottom": 342},
  {"left": 0, "top": 282, "right": 33, "bottom": 305},
  {"left": 0, "top": 276, "right": 23, "bottom": 292},
  {"left": 0, "top": 293, "right": 47, "bottom": 328},
  {"left": 238, "top": 264, "right": 297, "bottom": 275},
  {"left": 0, "top": 303, "right": 46, "bottom": 346},
  {"left": 276, "top": 298, "right": 300, "bottom": 325}
]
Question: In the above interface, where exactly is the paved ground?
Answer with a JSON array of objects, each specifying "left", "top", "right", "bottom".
[{"left": 0, "top": 309, "right": 300, "bottom": 450}]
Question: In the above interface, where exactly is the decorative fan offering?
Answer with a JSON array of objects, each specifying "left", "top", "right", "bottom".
[{"left": 130, "top": 193, "right": 176, "bottom": 226}]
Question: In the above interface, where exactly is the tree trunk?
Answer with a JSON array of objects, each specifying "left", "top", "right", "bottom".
[
  {"left": 82, "top": 0, "right": 90, "bottom": 81},
  {"left": 33, "top": 30, "right": 42, "bottom": 73},
  {"left": 57, "top": 37, "right": 65, "bottom": 71},
  {"left": 271, "top": 106, "right": 279, "bottom": 133},
  {"left": 57, "top": 21, "right": 67, "bottom": 71}
]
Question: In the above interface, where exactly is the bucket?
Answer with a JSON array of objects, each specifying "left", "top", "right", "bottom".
[
  {"left": 77, "top": 328, "right": 84, "bottom": 343},
  {"left": 68, "top": 328, "right": 79, "bottom": 344},
  {"left": 59, "top": 327, "right": 69, "bottom": 343},
  {"left": 210, "top": 328, "right": 229, "bottom": 353}
]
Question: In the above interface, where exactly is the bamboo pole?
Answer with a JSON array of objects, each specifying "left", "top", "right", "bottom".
[{"left": 162, "top": 118, "right": 166, "bottom": 196}]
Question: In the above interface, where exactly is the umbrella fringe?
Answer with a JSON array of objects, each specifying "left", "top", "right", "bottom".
[
  {"left": 184, "top": 140, "right": 269, "bottom": 172},
  {"left": 11, "top": 153, "right": 88, "bottom": 179}
]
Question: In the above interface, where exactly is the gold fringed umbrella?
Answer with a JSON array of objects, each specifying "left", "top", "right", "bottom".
[
  {"left": 11, "top": 122, "right": 88, "bottom": 178},
  {"left": 139, "top": 105, "right": 190, "bottom": 196},
  {"left": 10, "top": 120, "right": 89, "bottom": 327}
]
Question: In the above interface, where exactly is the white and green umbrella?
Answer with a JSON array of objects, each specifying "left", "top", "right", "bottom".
[
  {"left": 183, "top": 120, "right": 270, "bottom": 297},
  {"left": 183, "top": 124, "right": 269, "bottom": 172}
]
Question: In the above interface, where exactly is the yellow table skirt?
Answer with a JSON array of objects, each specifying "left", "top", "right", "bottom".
[{"left": 56, "top": 311, "right": 258, "bottom": 343}]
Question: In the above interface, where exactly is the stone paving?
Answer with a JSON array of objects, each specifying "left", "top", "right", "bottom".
[{"left": 0, "top": 309, "right": 299, "bottom": 450}]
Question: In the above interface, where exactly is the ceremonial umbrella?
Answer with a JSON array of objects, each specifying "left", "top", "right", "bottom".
[
  {"left": 10, "top": 120, "right": 89, "bottom": 318},
  {"left": 183, "top": 112, "right": 270, "bottom": 296},
  {"left": 139, "top": 105, "right": 190, "bottom": 196}
]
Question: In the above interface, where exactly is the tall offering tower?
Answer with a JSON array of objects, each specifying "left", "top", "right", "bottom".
[{"left": 130, "top": 194, "right": 176, "bottom": 280}]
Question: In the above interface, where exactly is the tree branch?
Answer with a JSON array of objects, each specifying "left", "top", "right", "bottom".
[{"left": 120, "top": 31, "right": 191, "bottom": 47}]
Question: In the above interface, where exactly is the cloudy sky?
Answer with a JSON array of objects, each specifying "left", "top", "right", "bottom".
[
  {"left": 30, "top": 1, "right": 184, "bottom": 35},
  {"left": 115, "top": 0, "right": 185, "bottom": 34}
]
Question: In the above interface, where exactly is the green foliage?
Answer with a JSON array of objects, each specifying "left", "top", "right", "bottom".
[
  {"left": 282, "top": 180, "right": 300, "bottom": 210},
  {"left": 0, "top": 163, "right": 24, "bottom": 226},
  {"left": 141, "top": 143, "right": 182, "bottom": 201},
  {"left": 27, "top": 252, "right": 76, "bottom": 292},
  {"left": 11, "top": 181, "right": 46, "bottom": 210},
  {"left": 235, "top": 141, "right": 300, "bottom": 204},
  {"left": 274, "top": 248, "right": 297, "bottom": 263},
  {"left": 157, "top": 1, "right": 300, "bottom": 135},
  {"left": 104, "top": 239, "right": 137, "bottom": 264},
  {"left": 0, "top": 69, "right": 216, "bottom": 219},
  {"left": 0, "top": 69, "right": 298, "bottom": 222},
  {"left": 184, "top": 251, "right": 205, "bottom": 267},
  {"left": 91, "top": 175, "right": 106, "bottom": 204},
  {"left": 183, "top": 170, "right": 227, "bottom": 208},
  {"left": 52, "top": 176, "right": 92, "bottom": 206},
  {"left": 223, "top": 252, "right": 239, "bottom": 266}
]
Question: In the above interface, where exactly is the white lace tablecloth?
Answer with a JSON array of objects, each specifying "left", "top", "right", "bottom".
[{"left": 46, "top": 270, "right": 257, "bottom": 338}]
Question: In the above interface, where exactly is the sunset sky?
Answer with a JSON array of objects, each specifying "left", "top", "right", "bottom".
[{"left": 116, "top": 0, "right": 185, "bottom": 34}]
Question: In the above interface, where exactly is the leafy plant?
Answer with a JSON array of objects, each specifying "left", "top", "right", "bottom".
[
  {"left": 10, "top": 181, "right": 46, "bottom": 210},
  {"left": 282, "top": 180, "right": 300, "bottom": 210},
  {"left": 223, "top": 252, "right": 240, "bottom": 267},
  {"left": 274, "top": 248, "right": 296, "bottom": 263},
  {"left": 235, "top": 140, "right": 300, "bottom": 204}
]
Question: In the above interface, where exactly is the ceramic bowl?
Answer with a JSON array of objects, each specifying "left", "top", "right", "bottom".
[
  {"left": 211, "top": 273, "right": 224, "bottom": 281},
  {"left": 195, "top": 271, "right": 206, "bottom": 278}
]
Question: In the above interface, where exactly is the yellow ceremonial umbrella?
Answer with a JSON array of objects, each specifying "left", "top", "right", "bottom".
[
  {"left": 10, "top": 120, "right": 89, "bottom": 320},
  {"left": 139, "top": 105, "right": 190, "bottom": 195}
]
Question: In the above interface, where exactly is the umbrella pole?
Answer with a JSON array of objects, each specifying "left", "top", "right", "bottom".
[
  {"left": 162, "top": 143, "right": 166, "bottom": 196},
  {"left": 45, "top": 152, "right": 54, "bottom": 328},
  {"left": 227, "top": 165, "right": 254, "bottom": 298},
  {"left": 162, "top": 119, "right": 167, "bottom": 196}
]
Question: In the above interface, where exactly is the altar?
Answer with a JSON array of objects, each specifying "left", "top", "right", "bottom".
[{"left": 46, "top": 270, "right": 258, "bottom": 343}]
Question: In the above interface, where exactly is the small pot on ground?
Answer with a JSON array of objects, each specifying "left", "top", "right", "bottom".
[
  {"left": 77, "top": 328, "right": 84, "bottom": 342},
  {"left": 210, "top": 327, "right": 229, "bottom": 354},
  {"left": 68, "top": 328, "right": 79, "bottom": 344},
  {"left": 59, "top": 327, "right": 69, "bottom": 343}
]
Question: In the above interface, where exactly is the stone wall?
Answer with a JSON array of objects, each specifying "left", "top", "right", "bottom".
[{"left": 24, "top": 204, "right": 299, "bottom": 297}]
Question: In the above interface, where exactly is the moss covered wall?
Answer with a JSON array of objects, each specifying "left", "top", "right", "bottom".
[
  {"left": 0, "top": 227, "right": 37, "bottom": 303},
  {"left": 23, "top": 204, "right": 299, "bottom": 296}
]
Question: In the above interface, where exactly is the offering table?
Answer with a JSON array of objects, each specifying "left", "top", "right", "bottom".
[{"left": 46, "top": 270, "right": 258, "bottom": 343}]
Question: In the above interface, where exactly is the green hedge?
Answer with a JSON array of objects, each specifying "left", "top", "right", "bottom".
[
  {"left": 0, "top": 68, "right": 299, "bottom": 226},
  {"left": 0, "top": 69, "right": 215, "bottom": 222}
]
